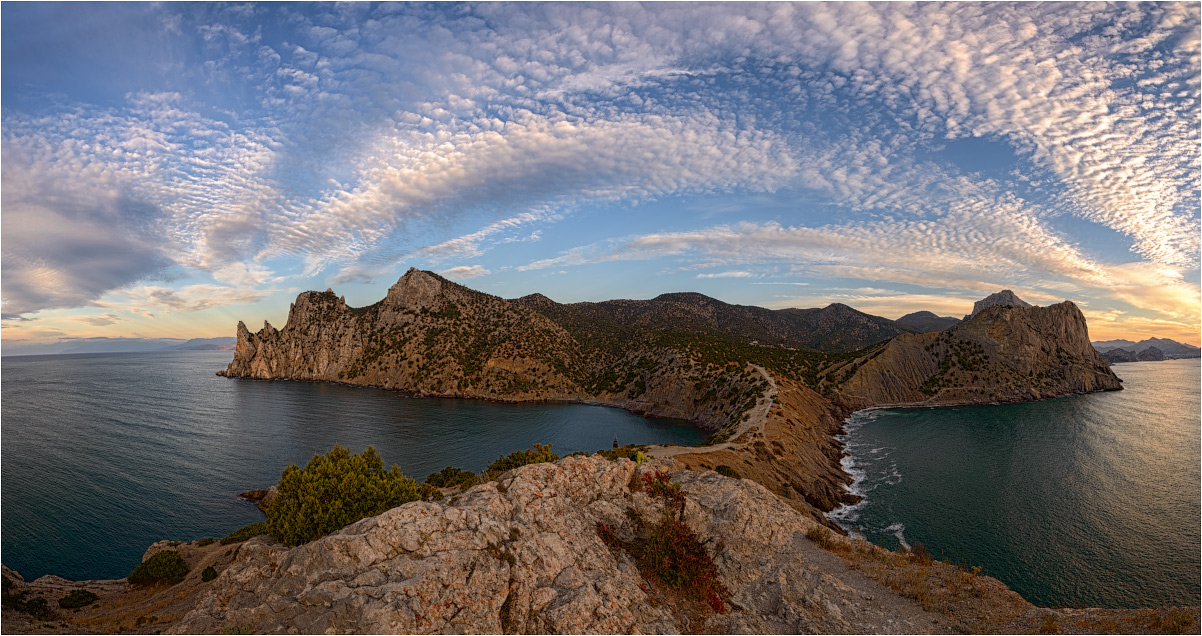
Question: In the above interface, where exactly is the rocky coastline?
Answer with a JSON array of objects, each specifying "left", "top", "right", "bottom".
[{"left": 7, "top": 272, "right": 1167, "bottom": 634}]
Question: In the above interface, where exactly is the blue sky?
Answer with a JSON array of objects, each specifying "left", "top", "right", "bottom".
[{"left": 3, "top": 2, "right": 1199, "bottom": 347}]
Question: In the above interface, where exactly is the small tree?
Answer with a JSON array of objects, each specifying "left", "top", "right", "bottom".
[{"left": 267, "top": 445, "right": 422, "bottom": 546}]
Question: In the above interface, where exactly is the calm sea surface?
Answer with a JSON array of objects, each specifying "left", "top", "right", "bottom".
[
  {"left": 831, "top": 358, "right": 1201, "bottom": 608},
  {"left": 1, "top": 351, "right": 705, "bottom": 581}
]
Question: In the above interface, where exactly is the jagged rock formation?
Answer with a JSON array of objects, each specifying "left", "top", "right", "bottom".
[
  {"left": 220, "top": 269, "right": 768, "bottom": 430},
  {"left": 832, "top": 301, "right": 1122, "bottom": 410},
  {"left": 895, "top": 311, "right": 960, "bottom": 333},
  {"left": 965, "top": 289, "right": 1031, "bottom": 319}
]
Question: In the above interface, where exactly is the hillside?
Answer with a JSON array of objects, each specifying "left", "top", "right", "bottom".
[
  {"left": 896, "top": 311, "right": 960, "bottom": 332},
  {"left": 831, "top": 302, "right": 1121, "bottom": 410},
  {"left": 220, "top": 269, "right": 771, "bottom": 431},
  {"left": 6, "top": 456, "right": 1194, "bottom": 635},
  {"left": 513, "top": 292, "right": 918, "bottom": 353}
]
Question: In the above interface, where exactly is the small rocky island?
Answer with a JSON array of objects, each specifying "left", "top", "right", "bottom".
[{"left": 8, "top": 271, "right": 1186, "bottom": 635}]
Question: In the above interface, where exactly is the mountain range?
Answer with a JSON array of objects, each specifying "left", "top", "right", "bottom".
[
  {"left": 1, "top": 337, "right": 236, "bottom": 357},
  {"left": 1092, "top": 337, "right": 1200, "bottom": 358}
]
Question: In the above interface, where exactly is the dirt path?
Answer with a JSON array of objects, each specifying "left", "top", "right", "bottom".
[{"left": 647, "top": 363, "right": 778, "bottom": 459}]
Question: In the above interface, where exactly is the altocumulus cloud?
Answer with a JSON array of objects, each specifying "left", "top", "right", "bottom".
[{"left": 0, "top": 1, "right": 1196, "bottom": 333}]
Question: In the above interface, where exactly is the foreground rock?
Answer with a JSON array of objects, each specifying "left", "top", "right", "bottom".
[
  {"left": 170, "top": 455, "right": 968, "bottom": 634},
  {"left": 5, "top": 456, "right": 1197, "bottom": 634}
]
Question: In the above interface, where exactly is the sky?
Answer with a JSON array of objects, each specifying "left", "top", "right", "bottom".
[{"left": 2, "top": 2, "right": 1199, "bottom": 350}]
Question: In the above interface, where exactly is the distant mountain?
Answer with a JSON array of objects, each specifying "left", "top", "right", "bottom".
[
  {"left": 1137, "top": 346, "right": 1165, "bottom": 362},
  {"left": 1, "top": 337, "right": 235, "bottom": 357},
  {"left": 1100, "top": 348, "right": 1139, "bottom": 364},
  {"left": 515, "top": 292, "right": 919, "bottom": 354},
  {"left": 1093, "top": 338, "right": 1200, "bottom": 358},
  {"left": 159, "top": 338, "right": 236, "bottom": 351},
  {"left": 896, "top": 311, "right": 961, "bottom": 333},
  {"left": 1091, "top": 339, "right": 1138, "bottom": 352},
  {"left": 965, "top": 290, "right": 1031, "bottom": 319}
]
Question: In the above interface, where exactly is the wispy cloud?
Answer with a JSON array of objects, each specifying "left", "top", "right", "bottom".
[{"left": 438, "top": 265, "right": 491, "bottom": 280}]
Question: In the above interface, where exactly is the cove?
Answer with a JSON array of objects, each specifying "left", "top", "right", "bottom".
[
  {"left": 1, "top": 350, "right": 706, "bottom": 581},
  {"left": 830, "top": 359, "right": 1201, "bottom": 609}
]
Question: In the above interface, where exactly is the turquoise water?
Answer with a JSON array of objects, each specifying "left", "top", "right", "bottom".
[
  {"left": 1, "top": 351, "right": 705, "bottom": 581},
  {"left": 831, "top": 359, "right": 1201, "bottom": 608}
]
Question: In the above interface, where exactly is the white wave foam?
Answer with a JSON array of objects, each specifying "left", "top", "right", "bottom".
[{"left": 884, "top": 522, "right": 910, "bottom": 550}]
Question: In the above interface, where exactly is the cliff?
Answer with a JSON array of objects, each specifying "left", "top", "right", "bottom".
[
  {"left": 220, "top": 269, "right": 771, "bottom": 431},
  {"left": 831, "top": 301, "right": 1121, "bottom": 410}
]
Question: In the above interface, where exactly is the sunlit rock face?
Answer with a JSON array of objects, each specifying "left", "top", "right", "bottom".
[
  {"left": 834, "top": 299, "right": 1122, "bottom": 410},
  {"left": 965, "top": 290, "right": 1032, "bottom": 320}
]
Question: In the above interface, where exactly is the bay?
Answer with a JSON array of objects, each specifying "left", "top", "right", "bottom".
[
  {"left": 1, "top": 350, "right": 705, "bottom": 581},
  {"left": 831, "top": 358, "right": 1201, "bottom": 608}
]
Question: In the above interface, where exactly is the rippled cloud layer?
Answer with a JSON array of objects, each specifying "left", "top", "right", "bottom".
[{"left": 2, "top": 2, "right": 1197, "bottom": 344}]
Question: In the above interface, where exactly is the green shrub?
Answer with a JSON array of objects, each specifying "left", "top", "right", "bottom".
[
  {"left": 128, "top": 551, "right": 189, "bottom": 586},
  {"left": 201, "top": 566, "right": 217, "bottom": 582},
  {"left": 58, "top": 589, "right": 99, "bottom": 609},
  {"left": 21, "top": 595, "right": 50, "bottom": 618},
  {"left": 714, "top": 465, "right": 739, "bottom": 479},
  {"left": 195, "top": 537, "right": 215, "bottom": 547},
  {"left": 2, "top": 577, "right": 52, "bottom": 618},
  {"left": 425, "top": 466, "right": 476, "bottom": 489},
  {"left": 220, "top": 521, "right": 269, "bottom": 545},
  {"left": 267, "top": 445, "right": 422, "bottom": 546},
  {"left": 483, "top": 443, "right": 558, "bottom": 478}
]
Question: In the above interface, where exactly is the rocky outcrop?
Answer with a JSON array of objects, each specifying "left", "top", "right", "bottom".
[
  {"left": 219, "top": 268, "right": 771, "bottom": 431},
  {"left": 965, "top": 289, "right": 1031, "bottom": 319},
  {"left": 238, "top": 486, "right": 277, "bottom": 512},
  {"left": 833, "top": 300, "right": 1122, "bottom": 410},
  {"left": 169, "top": 456, "right": 972, "bottom": 634}
]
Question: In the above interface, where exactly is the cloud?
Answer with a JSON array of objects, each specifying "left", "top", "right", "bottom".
[
  {"left": 101, "top": 284, "right": 273, "bottom": 315},
  {"left": 438, "top": 265, "right": 490, "bottom": 280},
  {"left": 696, "top": 270, "right": 756, "bottom": 279},
  {"left": 0, "top": 149, "right": 172, "bottom": 316},
  {"left": 73, "top": 313, "right": 124, "bottom": 327},
  {"left": 2, "top": 2, "right": 1195, "bottom": 343}
]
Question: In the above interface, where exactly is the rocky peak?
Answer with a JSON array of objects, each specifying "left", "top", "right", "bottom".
[
  {"left": 966, "top": 290, "right": 1032, "bottom": 319},
  {"left": 385, "top": 267, "right": 444, "bottom": 312},
  {"left": 516, "top": 292, "right": 556, "bottom": 308}
]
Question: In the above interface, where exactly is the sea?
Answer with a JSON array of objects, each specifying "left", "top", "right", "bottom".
[
  {"left": 0, "top": 350, "right": 706, "bottom": 581},
  {"left": 830, "top": 358, "right": 1201, "bottom": 609}
]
